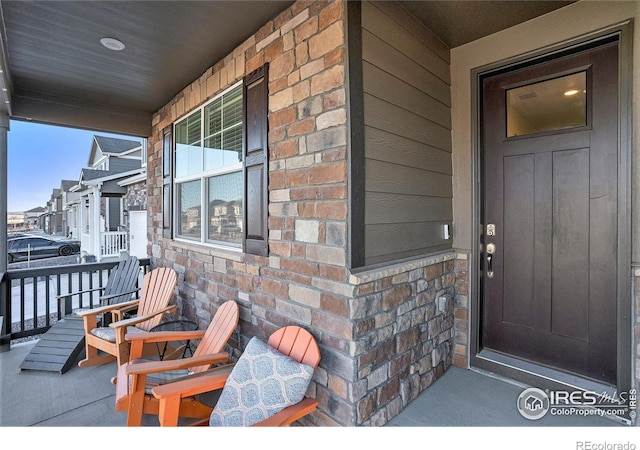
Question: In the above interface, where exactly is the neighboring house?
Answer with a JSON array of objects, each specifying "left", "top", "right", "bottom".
[
  {"left": 6, "top": 211, "right": 24, "bottom": 230},
  {"left": 117, "top": 140, "right": 149, "bottom": 259},
  {"left": 68, "top": 135, "right": 145, "bottom": 261},
  {"left": 23, "top": 206, "right": 44, "bottom": 229},
  {"left": 59, "top": 179, "right": 78, "bottom": 237},
  {"left": 1, "top": 0, "right": 639, "bottom": 428},
  {"left": 42, "top": 188, "right": 63, "bottom": 235}
]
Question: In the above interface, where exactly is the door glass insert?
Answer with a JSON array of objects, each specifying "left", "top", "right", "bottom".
[{"left": 506, "top": 72, "right": 587, "bottom": 137}]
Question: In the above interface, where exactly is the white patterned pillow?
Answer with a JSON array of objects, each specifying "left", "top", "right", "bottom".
[{"left": 209, "top": 336, "right": 314, "bottom": 427}]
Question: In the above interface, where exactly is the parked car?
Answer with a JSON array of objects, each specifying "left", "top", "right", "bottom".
[
  {"left": 6, "top": 232, "right": 36, "bottom": 240},
  {"left": 7, "top": 236, "right": 81, "bottom": 263}
]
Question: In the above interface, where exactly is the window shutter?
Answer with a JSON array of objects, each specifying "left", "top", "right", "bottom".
[
  {"left": 162, "top": 124, "right": 173, "bottom": 239},
  {"left": 243, "top": 64, "right": 269, "bottom": 256}
]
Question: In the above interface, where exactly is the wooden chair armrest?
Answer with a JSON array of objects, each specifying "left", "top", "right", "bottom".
[
  {"left": 253, "top": 398, "right": 318, "bottom": 427},
  {"left": 76, "top": 299, "right": 140, "bottom": 317},
  {"left": 125, "top": 329, "right": 206, "bottom": 344},
  {"left": 99, "top": 287, "right": 140, "bottom": 302},
  {"left": 152, "top": 371, "right": 229, "bottom": 400},
  {"left": 126, "top": 352, "right": 229, "bottom": 376},
  {"left": 109, "top": 304, "right": 176, "bottom": 329},
  {"left": 111, "top": 303, "right": 139, "bottom": 322},
  {"left": 56, "top": 286, "right": 105, "bottom": 299}
]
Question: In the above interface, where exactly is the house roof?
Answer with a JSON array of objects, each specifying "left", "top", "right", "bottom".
[
  {"left": 77, "top": 167, "right": 145, "bottom": 188},
  {"left": 94, "top": 136, "right": 141, "bottom": 154},
  {"left": 25, "top": 206, "right": 45, "bottom": 213},
  {"left": 0, "top": 1, "right": 573, "bottom": 137},
  {"left": 59, "top": 179, "right": 77, "bottom": 192},
  {"left": 88, "top": 135, "right": 142, "bottom": 166},
  {"left": 80, "top": 168, "right": 114, "bottom": 181}
]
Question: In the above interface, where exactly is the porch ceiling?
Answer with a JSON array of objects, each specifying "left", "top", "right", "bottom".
[{"left": 0, "top": 0, "right": 575, "bottom": 137}]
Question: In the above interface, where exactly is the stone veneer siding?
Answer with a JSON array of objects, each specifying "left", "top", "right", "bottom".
[
  {"left": 146, "top": 0, "right": 467, "bottom": 426},
  {"left": 349, "top": 252, "right": 465, "bottom": 425},
  {"left": 453, "top": 253, "right": 470, "bottom": 368},
  {"left": 124, "top": 181, "right": 147, "bottom": 211}
]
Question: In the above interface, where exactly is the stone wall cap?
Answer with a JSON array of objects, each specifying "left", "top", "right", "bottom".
[{"left": 349, "top": 251, "right": 459, "bottom": 285}]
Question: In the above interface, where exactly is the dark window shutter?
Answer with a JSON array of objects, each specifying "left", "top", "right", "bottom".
[
  {"left": 243, "top": 64, "right": 269, "bottom": 256},
  {"left": 162, "top": 125, "right": 173, "bottom": 239}
]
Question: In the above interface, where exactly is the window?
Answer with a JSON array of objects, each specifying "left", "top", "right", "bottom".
[
  {"left": 506, "top": 71, "right": 588, "bottom": 137},
  {"left": 174, "top": 83, "right": 244, "bottom": 247}
]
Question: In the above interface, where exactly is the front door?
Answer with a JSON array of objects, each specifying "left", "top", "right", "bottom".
[{"left": 481, "top": 41, "right": 619, "bottom": 386}]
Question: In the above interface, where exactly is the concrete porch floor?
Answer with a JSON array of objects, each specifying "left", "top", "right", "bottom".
[{"left": 0, "top": 339, "right": 629, "bottom": 428}]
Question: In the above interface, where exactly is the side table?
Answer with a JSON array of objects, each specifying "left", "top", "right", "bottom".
[{"left": 149, "top": 320, "right": 198, "bottom": 360}]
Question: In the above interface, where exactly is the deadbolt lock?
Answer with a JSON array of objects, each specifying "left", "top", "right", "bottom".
[{"left": 486, "top": 224, "right": 496, "bottom": 236}]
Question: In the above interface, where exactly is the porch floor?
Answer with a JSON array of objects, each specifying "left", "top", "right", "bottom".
[{"left": 0, "top": 340, "right": 627, "bottom": 427}]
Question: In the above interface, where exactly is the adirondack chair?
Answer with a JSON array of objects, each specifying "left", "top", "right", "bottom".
[
  {"left": 56, "top": 256, "right": 141, "bottom": 324},
  {"left": 19, "top": 257, "right": 142, "bottom": 374},
  {"left": 114, "top": 300, "right": 239, "bottom": 426},
  {"left": 151, "top": 325, "right": 321, "bottom": 427},
  {"left": 76, "top": 267, "right": 178, "bottom": 368}
]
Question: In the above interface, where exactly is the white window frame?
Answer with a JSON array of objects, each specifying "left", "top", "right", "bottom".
[{"left": 173, "top": 81, "right": 244, "bottom": 250}]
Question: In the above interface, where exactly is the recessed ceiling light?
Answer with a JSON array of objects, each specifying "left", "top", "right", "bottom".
[
  {"left": 564, "top": 89, "right": 579, "bottom": 96},
  {"left": 100, "top": 37, "right": 125, "bottom": 51}
]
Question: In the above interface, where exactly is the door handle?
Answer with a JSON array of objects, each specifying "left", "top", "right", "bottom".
[{"left": 486, "top": 243, "right": 496, "bottom": 279}]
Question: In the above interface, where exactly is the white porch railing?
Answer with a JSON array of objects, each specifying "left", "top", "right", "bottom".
[{"left": 100, "top": 231, "right": 129, "bottom": 258}]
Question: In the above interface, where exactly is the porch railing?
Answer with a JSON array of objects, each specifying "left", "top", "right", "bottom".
[
  {"left": 101, "top": 231, "right": 129, "bottom": 258},
  {"left": 0, "top": 258, "right": 151, "bottom": 343}
]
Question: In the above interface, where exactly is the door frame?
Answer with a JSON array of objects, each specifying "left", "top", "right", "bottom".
[{"left": 469, "top": 22, "right": 633, "bottom": 402}]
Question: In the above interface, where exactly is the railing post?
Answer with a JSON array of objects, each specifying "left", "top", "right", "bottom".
[{"left": 0, "top": 272, "right": 10, "bottom": 352}]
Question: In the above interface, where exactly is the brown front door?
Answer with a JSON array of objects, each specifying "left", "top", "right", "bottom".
[{"left": 481, "top": 41, "right": 618, "bottom": 385}]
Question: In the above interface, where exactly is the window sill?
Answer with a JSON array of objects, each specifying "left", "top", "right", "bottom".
[{"left": 171, "top": 237, "right": 244, "bottom": 262}]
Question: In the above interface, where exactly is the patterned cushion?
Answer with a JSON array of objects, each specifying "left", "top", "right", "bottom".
[
  {"left": 209, "top": 336, "right": 314, "bottom": 427},
  {"left": 126, "top": 358, "right": 191, "bottom": 394},
  {"left": 90, "top": 326, "right": 144, "bottom": 343}
]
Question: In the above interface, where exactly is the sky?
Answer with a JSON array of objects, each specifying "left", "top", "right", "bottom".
[{"left": 7, "top": 119, "right": 141, "bottom": 213}]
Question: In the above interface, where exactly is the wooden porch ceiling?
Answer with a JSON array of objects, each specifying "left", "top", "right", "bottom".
[{"left": 0, "top": 0, "right": 574, "bottom": 137}]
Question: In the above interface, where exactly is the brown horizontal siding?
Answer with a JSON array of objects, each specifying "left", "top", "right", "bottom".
[
  {"left": 362, "top": 0, "right": 450, "bottom": 84},
  {"left": 365, "top": 221, "right": 452, "bottom": 262},
  {"left": 365, "top": 159, "right": 452, "bottom": 198},
  {"left": 365, "top": 127, "right": 452, "bottom": 175},
  {"left": 362, "top": 29, "right": 450, "bottom": 106},
  {"left": 361, "top": 0, "right": 452, "bottom": 266},
  {"left": 364, "top": 93, "right": 451, "bottom": 151},
  {"left": 364, "top": 192, "right": 453, "bottom": 224},
  {"left": 363, "top": 62, "right": 451, "bottom": 129}
]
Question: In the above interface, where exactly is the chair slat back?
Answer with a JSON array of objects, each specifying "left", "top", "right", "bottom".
[
  {"left": 136, "top": 267, "right": 178, "bottom": 331},
  {"left": 191, "top": 300, "right": 239, "bottom": 373},
  {"left": 267, "top": 326, "right": 321, "bottom": 369},
  {"left": 103, "top": 256, "right": 140, "bottom": 305}
]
